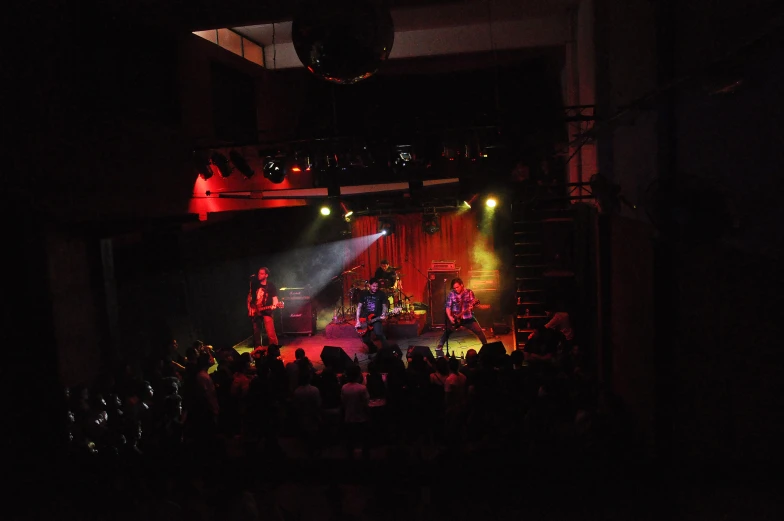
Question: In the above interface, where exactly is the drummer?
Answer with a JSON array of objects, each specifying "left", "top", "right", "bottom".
[{"left": 373, "top": 259, "right": 398, "bottom": 293}]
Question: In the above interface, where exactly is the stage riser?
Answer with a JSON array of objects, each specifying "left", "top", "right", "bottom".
[{"left": 325, "top": 316, "right": 427, "bottom": 339}]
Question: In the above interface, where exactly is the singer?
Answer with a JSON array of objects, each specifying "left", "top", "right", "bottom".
[{"left": 247, "top": 266, "right": 280, "bottom": 351}]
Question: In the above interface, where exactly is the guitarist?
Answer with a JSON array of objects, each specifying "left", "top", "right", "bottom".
[
  {"left": 436, "top": 277, "right": 488, "bottom": 352},
  {"left": 247, "top": 266, "right": 281, "bottom": 351},
  {"left": 355, "top": 278, "right": 391, "bottom": 355}
]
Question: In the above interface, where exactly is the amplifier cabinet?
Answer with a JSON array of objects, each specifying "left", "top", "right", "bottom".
[
  {"left": 428, "top": 269, "right": 460, "bottom": 327},
  {"left": 279, "top": 287, "right": 309, "bottom": 299},
  {"left": 467, "top": 270, "right": 500, "bottom": 323},
  {"left": 280, "top": 296, "right": 313, "bottom": 335},
  {"left": 431, "top": 260, "right": 457, "bottom": 270},
  {"left": 467, "top": 270, "right": 500, "bottom": 291}
]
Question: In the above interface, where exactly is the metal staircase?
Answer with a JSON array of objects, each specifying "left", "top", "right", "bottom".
[{"left": 512, "top": 185, "right": 590, "bottom": 350}]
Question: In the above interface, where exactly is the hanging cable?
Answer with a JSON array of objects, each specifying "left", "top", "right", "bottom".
[
  {"left": 272, "top": 22, "right": 277, "bottom": 70},
  {"left": 485, "top": 0, "right": 501, "bottom": 119}
]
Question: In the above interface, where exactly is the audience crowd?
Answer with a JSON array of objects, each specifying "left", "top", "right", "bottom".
[{"left": 51, "top": 328, "right": 640, "bottom": 520}]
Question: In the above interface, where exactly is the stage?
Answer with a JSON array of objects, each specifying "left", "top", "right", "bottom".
[
  {"left": 230, "top": 316, "right": 515, "bottom": 373},
  {"left": 324, "top": 311, "right": 428, "bottom": 340}
]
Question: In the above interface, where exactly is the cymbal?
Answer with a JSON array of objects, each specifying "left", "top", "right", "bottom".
[
  {"left": 352, "top": 279, "right": 368, "bottom": 288},
  {"left": 396, "top": 273, "right": 404, "bottom": 278},
  {"left": 390, "top": 266, "right": 401, "bottom": 270}
]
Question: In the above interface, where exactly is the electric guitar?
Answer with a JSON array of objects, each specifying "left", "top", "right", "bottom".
[
  {"left": 448, "top": 299, "right": 480, "bottom": 329},
  {"left": 248, "top": 301, "right": 284, "bottom": 317},
  {"left": 355, "top": 310, "right": 400, "bottom": 337}
]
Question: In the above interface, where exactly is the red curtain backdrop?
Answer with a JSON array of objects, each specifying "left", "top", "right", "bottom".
[{"left": 347, "top": 211, "right": 494, "bottom": 306}]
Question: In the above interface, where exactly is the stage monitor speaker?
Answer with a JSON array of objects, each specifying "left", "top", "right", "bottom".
[
  {"left": 479, "top": 341, "right": 506, "bottom": 366},
  {"left": 406, "top": 345, "right": 435, "bottom": 365},
  {"left": 320, "top": 345, "right": 353, "bottom": 373},
  {"left": 281, "top": 298, "right": 313, "bottom": 334},
  {"left": 428, "top": 269, "right": 459, "bottom": 327}
]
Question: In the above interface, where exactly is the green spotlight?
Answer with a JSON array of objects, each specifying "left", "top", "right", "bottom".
[
  {"left": 320, "top": 206, "right": 331, "bottom": 216},
  {"left": 486, "top": 197, "right": 497, "bottom": 208}
]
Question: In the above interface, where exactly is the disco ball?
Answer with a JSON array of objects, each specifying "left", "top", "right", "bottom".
[{"left": 291, "top": 0, "right": 395, "bottom": 85}]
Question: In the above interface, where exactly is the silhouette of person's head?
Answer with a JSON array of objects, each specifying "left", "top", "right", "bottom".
[{"left": 345, "top": 364, "right": 362, "bottom": 383}]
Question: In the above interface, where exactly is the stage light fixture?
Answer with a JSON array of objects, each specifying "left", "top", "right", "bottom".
[
  {"left": 378, "top": 217, "right": 395, "bottom": 236},
  {"left": 262, "top": 158, "right": 286, "bottom": 183},
  {"left": 289, "top": 151, "right": 312, "bottom": 174},
  {"left": 462, "top": 193, "right": 478, "bottom": 209},
  {"left": 394, "top": 145, "right": 413, "bottom": 165},
  {"left": 194, "top": 150, "right": 213, "bottom": 180},
  {"left": 320, "top": 205, "right": 331, "bottom": 216},
  {"left": 230, "top": 150, "right": 255, "bottom": 179},
  {"left": 486, "top": 197, "right": 497, "bottom": 208},
  {"left": 423, "top": 214, "right": 440, "bottom": 235},
  {"left": 259, "top": 148, "right": 287, "bottom": 183},
  {"left": 211, "top": 152, "right": 233, "bottom": 177},
  {"left": 340, "top": 202, "right": 354, "bottom": 222}
]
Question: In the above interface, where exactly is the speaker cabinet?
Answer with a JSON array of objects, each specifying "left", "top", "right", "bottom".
[
  {"left": 479, "top": 341, "right": 506, "bottom": 366},
  {"left": 320, "top": 345, "right": 353, "bottom": 373},
  {"left": 468, "top": 269, "right": 500, "bottom": 319},
  {"left": 472, "top": 303, "right": 495, "bottom": 330},
  {"left": 428, "top": 270, "right": 460, "bottom": 327},
  {"left": 281, "top": 298, "right": 313, "bottom": 335},
  {"left": 406, "top": 345, "right": 436, "bottom": 365}
]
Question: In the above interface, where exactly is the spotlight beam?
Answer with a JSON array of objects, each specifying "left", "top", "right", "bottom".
[{"left": 260, "top": 233, "right": 386, "bottom": 312}]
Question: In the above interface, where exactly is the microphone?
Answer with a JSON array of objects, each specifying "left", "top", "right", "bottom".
[{"left": 250, "top": 274, "right": 256, "bottom": 278}]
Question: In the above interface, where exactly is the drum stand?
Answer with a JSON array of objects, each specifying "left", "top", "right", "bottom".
[
  {"left": 330, "top": 274, "right": 353, "bottom": 324},
  {"left": 330, "top": 264, "right": 364, "bottom": 324},
  {"left": 393, "top": 278, "right": 416, "bottom": 321}
]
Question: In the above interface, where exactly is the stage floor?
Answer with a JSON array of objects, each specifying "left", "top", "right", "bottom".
[{"left": 231, "top": 320, "right": 515, "bottom": 372}]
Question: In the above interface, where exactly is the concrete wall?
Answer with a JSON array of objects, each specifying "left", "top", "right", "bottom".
[
  {"left": 595, "top": 0, "right": 784, "bottom": 462},
  {"left": 666, "top": 0, "right": 784, "bottom": 463}
]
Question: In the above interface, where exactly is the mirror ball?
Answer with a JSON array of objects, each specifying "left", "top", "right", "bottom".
[{"left": 292, "top": 0, "right": 395, "bottom": 84}]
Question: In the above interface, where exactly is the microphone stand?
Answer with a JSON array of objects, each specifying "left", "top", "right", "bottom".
[
  {"left": 410, "top": 262, "right": 435, "bottom": 329},
  {"left": 248, "top": 276, "right": 256, "bottom": 346},
  {"left": 442, "top": 277, "right": 451, "bottom": 357},
  {"left": 330, "top": 264, "right": 364, "bottom": 324}
]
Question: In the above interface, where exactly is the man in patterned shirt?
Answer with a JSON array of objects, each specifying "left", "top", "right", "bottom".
[{"left": 436, "top": 277, "right": 488, "bottom": 351}]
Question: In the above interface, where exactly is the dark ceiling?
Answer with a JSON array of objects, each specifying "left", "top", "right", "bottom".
[
  {"left": 17, "top": 0, "right": 570, "bottom": 232},
  {"left": 106, "top": 0, "right": 461, "bottom": 32}
]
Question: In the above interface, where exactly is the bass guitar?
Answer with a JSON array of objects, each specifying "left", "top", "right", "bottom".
[
  {"left": 355, "top": 310, "right": 400, "bottom": 337},
  {"left": 448, "top": 299, "right": 480, "bottom": 329},
  {"left": 248, "top": 301, "right": 284, "bottom": 317}
]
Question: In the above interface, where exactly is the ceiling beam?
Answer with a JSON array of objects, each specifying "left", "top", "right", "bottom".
[{"left": 238, "top": 17, "right": 568, "bottom": 70}]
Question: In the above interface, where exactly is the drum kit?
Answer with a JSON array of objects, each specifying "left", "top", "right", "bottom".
[{"left": 331, "top": 265, "right": 415, "bottom": 323}]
